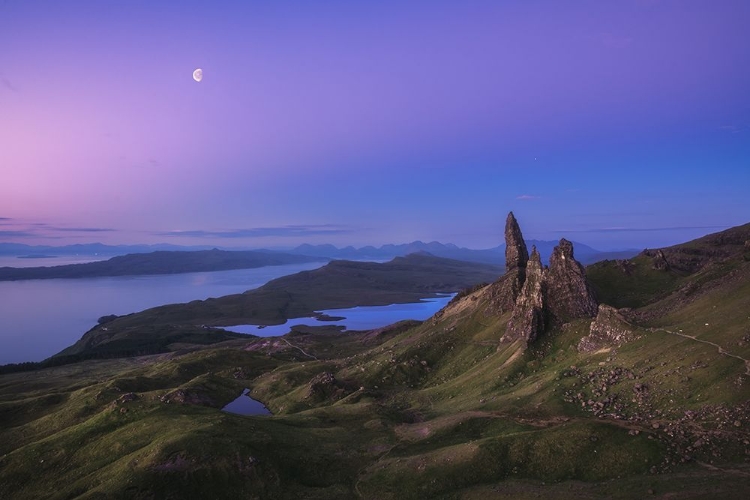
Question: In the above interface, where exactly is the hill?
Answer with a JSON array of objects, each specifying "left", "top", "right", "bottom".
[
  {"left": 0, "top": 249, "right": 326, "bottom": 281},
  {"left": 290, "top": 240, "right": 639, "bottom": 266},
  {"left": 1, "top": 216, "right": 748, "bottom": 498}
]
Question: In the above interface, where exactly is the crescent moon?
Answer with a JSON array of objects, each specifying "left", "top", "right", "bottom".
[{"left": 193, "top": 68, "right": 203, "bottom": 82}]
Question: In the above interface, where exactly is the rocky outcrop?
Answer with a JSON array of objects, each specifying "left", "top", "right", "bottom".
[
  {"left": 545, "top": 238, "right": 599, "bottom": 324},
  {"left": 489, "top": 212, "right": 530, "bottom": 313},
  {"left": 160, "top": 389, "right": 215, "bottom": 406},
  {"left": 305, "top": 372, "right": 353, "bottom": 401},
  {"left": 578, "top": 305, "right": 635, "bottom": 352},
  {"left": 643, "top": 248, "right": 670, "bottom": 270},
  {"left": 497, "top": 218, "right": 598, "bottom": 345},
  {"left": 505, "top": 212, "right": 529, "bottom": 272},
  {"left": 504, "top": 247, "right": 546, "bottom": 342}
]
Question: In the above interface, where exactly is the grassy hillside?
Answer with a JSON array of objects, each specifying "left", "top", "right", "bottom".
[{"left": 1, "top": 225, "right": 749, "bottom": 498}]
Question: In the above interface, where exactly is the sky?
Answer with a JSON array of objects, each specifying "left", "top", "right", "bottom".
[{"left": 1, "top": 0, "right": 748, "bottom": 251}]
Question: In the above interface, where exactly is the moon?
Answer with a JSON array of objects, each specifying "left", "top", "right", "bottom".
[{"left": 192, "top": 68, "right": 203, "bottom": 82}]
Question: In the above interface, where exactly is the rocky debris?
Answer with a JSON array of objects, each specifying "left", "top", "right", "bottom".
[
  {"left": 578, "top": 305, "right": 636, "bottom": 352},
  {"left": 504, "top": 212, "right": 529, "bottom": 272},
  {"left": 545, "top": 239, "right": 598, "bottom": 325},
  {"left": 560, "top": 363, "right": 750, "bottom": 473},
  {"left": 117, "top": 392, "right": 138, "bottom": 403},
  {"left": 108, "top": 391, "right": 139, "bottom": 411},
  {"left": 504, "top": 247, "right": 546, "bottom": 343},
  {"left": 233, "top": 367, "right": 251, "bottom": 379},
  {"left": 160, "top": 389, "right": 215, "bottom": 406},
  {"left": 561, "top": 366, "right": 638, "bottom": 418}
]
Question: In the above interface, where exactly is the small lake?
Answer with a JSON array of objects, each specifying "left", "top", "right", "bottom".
[
  {"left": 222, "top": 388, "right": 272, "bottom": 416},
  {"left": 220, "top": 294, "right": 454, "bottom": 336},
  {"left": 0, "top": 261, "right": 325, "bottom": 365}
]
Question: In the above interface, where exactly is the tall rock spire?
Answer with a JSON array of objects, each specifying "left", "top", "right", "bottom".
[
  {"left": 499, "top": 232, "right": 599, "bottom": 345},
  {"left": 504, "top": 212, "right": 529, "bottom": 272},
  {"left": 504, "top": 246, "right": 546, "bottom": 343},
  {"left": 545, "top": 238, "right": 598, "bottom": 324},
  {"left": 491, "top": 212, "right": 530, "bottom": 312}
]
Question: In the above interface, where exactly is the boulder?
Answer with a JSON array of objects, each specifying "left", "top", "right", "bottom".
[{"left": 578, "top": 305, "right": 635, "bottom": 352}]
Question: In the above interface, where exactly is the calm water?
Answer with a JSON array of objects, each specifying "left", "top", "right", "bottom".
[
  {"left": 222, "top": 388, "right": 272, "bottom": 416},
  {"left": 0, "top": 262, "right": 325, "bottom": 364},
  {"left": 221, "top": 295, "right": 454, "bottom": 336}
]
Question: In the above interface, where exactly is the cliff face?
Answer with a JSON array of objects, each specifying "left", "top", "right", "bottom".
[{"left": 496, "top": 214, "right": 598, "bottom": 344}]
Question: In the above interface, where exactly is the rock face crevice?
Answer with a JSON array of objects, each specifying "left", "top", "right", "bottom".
[{"left": 495, "top": 213, "right": 598, "bottom": 344}]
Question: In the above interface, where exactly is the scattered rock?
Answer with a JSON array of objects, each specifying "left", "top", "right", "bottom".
[
  {"left": 117, "top": 392, "right": 138, "bottom": 404},
  {"left": 160, "top": 389, "right": 215, "bottom": 406},
  {"left": 306, "top": 372, "right": 353, "bottom": 401}
]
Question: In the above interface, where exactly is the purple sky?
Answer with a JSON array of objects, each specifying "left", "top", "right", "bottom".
[{"left": 1, "top": 0, "right": 748, "bottom": 251}]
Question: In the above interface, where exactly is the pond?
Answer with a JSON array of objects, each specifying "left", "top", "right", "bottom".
[
  {"left": 222, "top": 388, "right": 272, "bottom": 416},
  {"left": 220, "top": 294, "right": 455, "bottom": 337}
]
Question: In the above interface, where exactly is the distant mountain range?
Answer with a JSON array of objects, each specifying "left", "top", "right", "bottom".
[
  {"left": 0, "top": 240, "right": 639, "bottom": 267},
  {"left": 288, "top": 241, "right": 639, "bottom": 266}
]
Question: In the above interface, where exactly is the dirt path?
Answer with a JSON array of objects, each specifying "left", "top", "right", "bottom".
[
  {"left": 653, "top": 328, "right": 750, "bottom": 376},
  {"left": 281, "top": 338, "right": 318, "bottom": 360}
]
